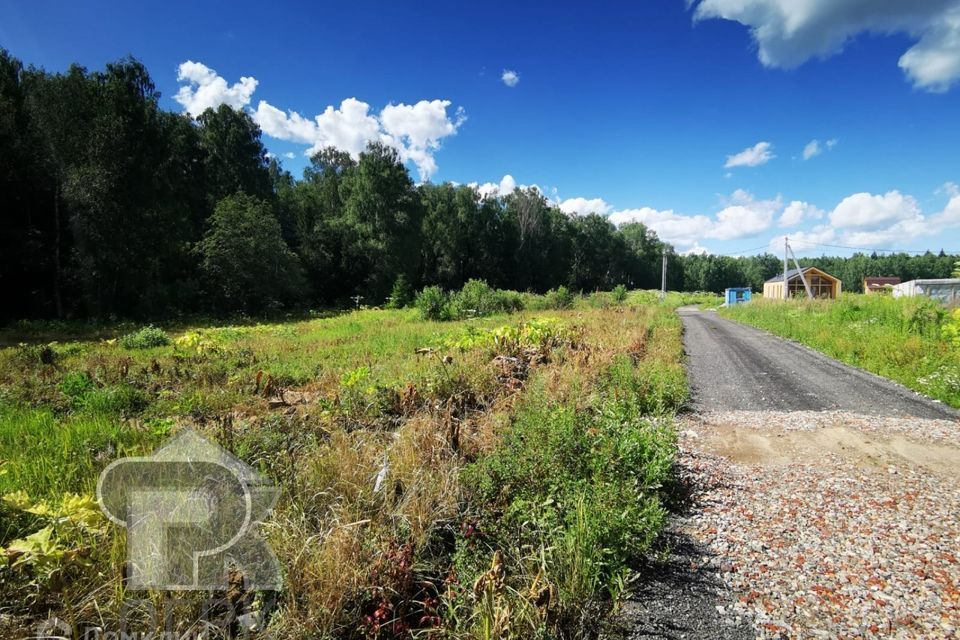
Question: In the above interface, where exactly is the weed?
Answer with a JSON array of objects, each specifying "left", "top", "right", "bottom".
[{"left": 118, "top": 326, "right": 170, "bottom": 350}]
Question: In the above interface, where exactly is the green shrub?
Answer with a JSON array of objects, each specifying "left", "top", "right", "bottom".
[
  {"left": 119, "top": 325, "right": 170, "bottom": 349},
  {"left": 449, "top": 279, "right": 524, "bottom": 318},
  {"left": 544, "top": 286, "right": 575, "bottom": 309},
  {"left": 415, "top": 286, "right": 451, "bottom": 321},
  {"left": 611, "top": 284, "right": 628, "bottom": 303}
]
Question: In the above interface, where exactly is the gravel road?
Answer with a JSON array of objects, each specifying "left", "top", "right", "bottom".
[
  {"left": 623, "top": 307, "right": 960, "bottom": 639},
  {"left": 678, "top": 306, "right": 958, "bottom": 420}
]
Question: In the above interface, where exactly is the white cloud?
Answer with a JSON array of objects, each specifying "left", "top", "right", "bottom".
[
  {"left": 470, "top": 175, "right": 521, "bottom": 199},
  {"left": 253, "top": 98, "right": 465, "bottom": 180},
  {"left": 779, "top": 200, "right": 825, "bottom": 227},
  {"left": 692, "top": 0, "right": 960, "bottom": 92},
  {"left": 283, "top": 152, "right": 295, "bottom": 159},
  {"left": 768, "top": 225, "right": 838, "bottom": 255},
  {"left": 681, "top": 242, "right": 711, "bottom": 256},
  {"left": 938, "top": 180, "right": 960, "bottom": 197},
  {"left": 724, "top": 141, "right": 775, "bottom": 168},
  {"left": 610, "top": 207, "right": 715, "bottom": 247},
  {"left": 558, "top": 197, "right": 613, "bottom": 217},
  {"left": 174, "top": 61, "right": 258, "bottom": 117},
  {"left": 765, "top": 187, "right": 959, "bottom": 250},
  {"left": 501, "top": 70, "right": 520, "bottom": 87},
  {"left": 898, "top": 5, "right": 960, "bottom": 92},
  {"left": 711, "top": 190, "right": 781, "bottom": 239},
  {"left": 176, "top": 61, "right": 464, "bottom": 180},
  {"left": 606, "top": 189, "right": 778, "bottom": 248},
  {"left": 829, "top": 190, "right": 921, "bottom": 230},
  {"left": 802, "top": 138, "right": 838, "bottom": 160}
]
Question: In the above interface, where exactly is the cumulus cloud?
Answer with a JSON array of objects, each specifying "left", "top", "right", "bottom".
[
  {"left": 606, "top": 189, "right": 779, "bottom": 248},
  {"left": 609, "top": 207, "right": 715, "bottom": 247},
  {"left": 779, "top": 200, "right": 826, "bottom": 227},
  {"left": 768, "top": 225, "right": 838, "bottom": 255},
  {"left": 469, "top": 175, "right": 537, "bottom": 199},
  {"left": 691, "top": 0, "right": 960, "bottom": 92},
  {"left": 681, "top": 242, "right": 711, "bottom": 256},
  {"left": 501, "top": 70, "right": 520, "bottom": 87},
  {"left": 253, "top": 98, "right": 465, "bottom": 180},
  {"left": 898, "top": 5, "right": 960, "bottom": 92},
  {"left": 558, "top": 197, "right": 613, "bottom": 217},
  {"left": 724, "top": 141, "right": 775, "bottom": 168},
  {"left": 176, "top": 61, "right": 465, "bottom": 180},
  {"left": 767, "top": 187, "right": 958, "bottom": 250},
  {"left": 829, "top": 190, "right": 921, "bottom": 230},
  {"left": 712, "top": 190, "right": 781, "bottom": 239},
  {"left": 174, "top": 61, "right": 258, "bottom": 117}
]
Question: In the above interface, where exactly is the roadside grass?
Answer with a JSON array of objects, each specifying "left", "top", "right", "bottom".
[
  {"left": 0, "top": 290, "right": 686, "bottom": 638},
  {"left": 720, "top": 293, "right": 960, "bottom": 408}
]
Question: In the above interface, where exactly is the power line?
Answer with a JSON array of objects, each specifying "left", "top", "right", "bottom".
[{"left": 790, "top": 239, "right": 960, "bottom": 255}]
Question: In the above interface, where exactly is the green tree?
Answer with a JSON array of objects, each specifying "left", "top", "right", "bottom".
[
  {"left": 197, "top": 104, "right": 273, "bottom": 205},
  {"left": 196, "top": 193, "right": 306, "bottom": 313},
  {"left": 339, "top": 143, "right": 421, "bottom": 301}
]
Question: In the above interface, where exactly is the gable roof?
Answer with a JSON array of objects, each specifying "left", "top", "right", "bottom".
[
  {"left": 765, "top": 266, "right": 838, "bottom": 284},
  {"left": 864, "top": 276, "right": 900, "bottom": 287}
]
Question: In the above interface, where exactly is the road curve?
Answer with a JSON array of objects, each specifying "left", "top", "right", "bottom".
[{"left": 679, "top": 306, "right": 959, "bottom": 420}]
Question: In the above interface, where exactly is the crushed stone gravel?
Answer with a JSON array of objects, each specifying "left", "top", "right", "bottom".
[{"left": 674, "top": 411, "right": 960, "bottom": 639}]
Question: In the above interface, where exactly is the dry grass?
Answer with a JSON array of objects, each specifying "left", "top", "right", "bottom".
[{"left": 0, "top": 300, "right": 685, "bottom": 639}]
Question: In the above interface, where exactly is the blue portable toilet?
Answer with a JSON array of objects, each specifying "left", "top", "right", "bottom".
[{"left": 724, "top": 287, "right": 751, "bottom": 305}]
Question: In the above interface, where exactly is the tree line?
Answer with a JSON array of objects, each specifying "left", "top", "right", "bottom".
[{"left": 1, "top": 50, "right": 956, "bottom": 320}]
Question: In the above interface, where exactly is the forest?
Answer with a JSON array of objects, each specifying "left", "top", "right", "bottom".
[{"left": 2, "top": 49, "right": 956, "bottom": 321}]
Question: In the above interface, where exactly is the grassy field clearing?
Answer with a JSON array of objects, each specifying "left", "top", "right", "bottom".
[
  {"left": 720, "top": 293, "right": 960, "bottom": 408},
  {"left": 0, "top": 291, "right": 699, "bottom": 639}
]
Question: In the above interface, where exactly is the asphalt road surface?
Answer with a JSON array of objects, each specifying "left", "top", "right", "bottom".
[{"left": 679, "top": 306, "right": 959, "bottom": 420}]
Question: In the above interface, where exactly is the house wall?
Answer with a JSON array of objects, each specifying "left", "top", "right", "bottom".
[
  {"left": 763, "top": 270, "right": 841, "bottom": 299},
  {"left": 892, "top": 280, "right": 960, "bottom": 304}
]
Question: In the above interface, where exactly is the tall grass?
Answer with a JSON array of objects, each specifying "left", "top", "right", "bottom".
[
  {"left": 0, "top": 297, "right": 685, "bottom": 638},
  {"left": 721, "top": 293, "right": 960, "bottom": 407}
]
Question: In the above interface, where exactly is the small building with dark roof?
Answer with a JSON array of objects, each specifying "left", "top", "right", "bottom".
[
  {"left": 763, "top": 267, "right": 842, "bottom": 299},
  {"left": 863, "top": 276, "right": 901, "bottom": 295}
]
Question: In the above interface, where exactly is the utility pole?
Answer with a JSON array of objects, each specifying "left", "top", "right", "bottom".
[
  {"left": 661, "top": 249, "right": 667, "bottom": 301},
  {"left": 783, "top": 236, "right": 789, "bottom": 300}
]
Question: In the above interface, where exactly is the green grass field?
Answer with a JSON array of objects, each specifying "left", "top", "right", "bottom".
[
  {"left": 0, "top": 290, "right": 701, "bottom": 639},
  {"left": 720, "top": 293, "right": 960, "bottom": 408}
]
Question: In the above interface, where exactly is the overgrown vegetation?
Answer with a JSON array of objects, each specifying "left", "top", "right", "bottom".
[
  {"left": 0, "top": 291, "right": 687, "bottom": 638},
  {"left": 721, "top": 293, "right": 960, "bottom": 407}
]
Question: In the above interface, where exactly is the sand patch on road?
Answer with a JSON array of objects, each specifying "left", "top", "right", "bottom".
[{"left": 684, "top": 410, "right": 960, "bottom": 478}]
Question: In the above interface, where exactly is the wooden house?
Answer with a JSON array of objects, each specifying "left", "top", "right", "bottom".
[{"left": 763, "top": 267, "right": 841, "bottom": 299}]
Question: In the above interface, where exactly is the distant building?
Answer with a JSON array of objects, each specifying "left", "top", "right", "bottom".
[
  {"left": 891, "top": 279, "right": 960, "bottom": 304},
  {"left": 724, "top": 287, "right": 751, "bottom": 305},
  {"left": 763, "top": 267, "right": 842, "bottom": 299},
  {"left": 863, "top": 276, "right": 901, "bottom": 295}
]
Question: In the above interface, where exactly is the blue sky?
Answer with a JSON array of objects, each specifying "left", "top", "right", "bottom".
[{"left": 3, "top": 0, "right": 960, "bottom": 256}]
